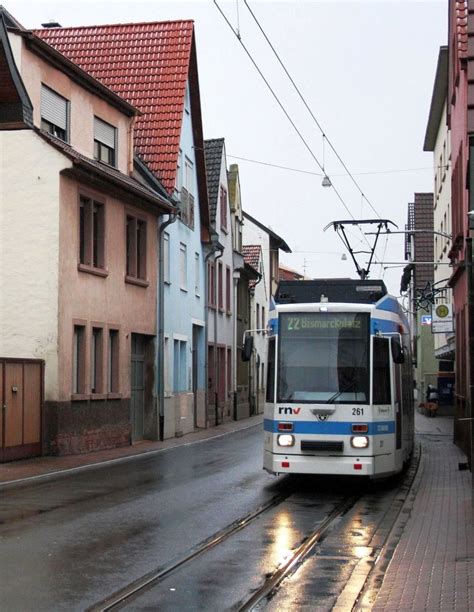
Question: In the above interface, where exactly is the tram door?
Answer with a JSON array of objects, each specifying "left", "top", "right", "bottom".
[{"left": 393, "top": 362, "right": 402, "bottom": 450}]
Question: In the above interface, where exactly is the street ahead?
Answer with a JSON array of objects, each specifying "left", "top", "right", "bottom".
[{"left": 0, "top": 425, "right": 411, "bottom": 611}]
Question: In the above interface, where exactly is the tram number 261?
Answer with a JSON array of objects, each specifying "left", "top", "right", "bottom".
[{"left": 352, "top": 407, "right": 364, "bottom": 416}]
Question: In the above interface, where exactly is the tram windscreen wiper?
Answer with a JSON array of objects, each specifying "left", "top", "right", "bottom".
[{"left": 326, "top": 390, "right": 343, "bottom": 404}]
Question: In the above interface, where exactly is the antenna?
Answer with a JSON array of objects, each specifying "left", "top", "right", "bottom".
[{"left": 324, "top": 219, "right": 397, "bottom": 279}]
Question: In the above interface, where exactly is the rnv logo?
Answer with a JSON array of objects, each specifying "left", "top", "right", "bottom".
[{"left": 278, "top": 407, "right": 301, "bottom": 415}]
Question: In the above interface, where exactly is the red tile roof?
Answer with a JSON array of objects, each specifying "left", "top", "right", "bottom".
[
  {"left": 242, "top": 244, "right": 262, "bottom": 288},
  {"left": 35, "top": 21, "right": 194, "bottom": 193},
  {"left": 242, "top": 244, "right": 261, "bottom": 271}
]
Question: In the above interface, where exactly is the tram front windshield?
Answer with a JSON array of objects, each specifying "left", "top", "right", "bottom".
[{"left": 278, "top": 312, "right": 369, "bottom": 404}]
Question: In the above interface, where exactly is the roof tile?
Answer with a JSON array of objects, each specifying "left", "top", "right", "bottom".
[{"left": 35, "top": 20, "right": 194, "bottom": 193}]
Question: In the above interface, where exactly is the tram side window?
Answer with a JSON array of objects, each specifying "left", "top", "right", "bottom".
[
  {"left": 266, "top": 337, "right": 275, "bottom": 402},
  {"left": 373, "top": 337, "right": 391, "bottom": 404}
]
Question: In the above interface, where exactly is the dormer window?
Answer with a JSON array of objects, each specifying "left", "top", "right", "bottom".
[
  {"left": 41, "top": 84, "right": 69, "bottom": 142},
  {"left": 94, "top": 117, "right": 116, "bottom": 166}
]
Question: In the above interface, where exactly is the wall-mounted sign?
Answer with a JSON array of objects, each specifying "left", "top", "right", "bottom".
[
  {"left": 420, "top": 315, "right": 432, "bottom": 326},
  {"left": 432, "top": 303, "right": 454, "bottom": 334}
]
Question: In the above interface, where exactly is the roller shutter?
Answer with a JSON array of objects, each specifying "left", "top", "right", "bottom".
[
  {"left": 94, "top": 117, "right": 116, "bottom": 148},
  {"left": 41, "top": 85, "right": 68, "bottom": 130}
]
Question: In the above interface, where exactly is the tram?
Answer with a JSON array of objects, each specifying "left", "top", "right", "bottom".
[{"left": 262, "top": 279, "right": 414, "bottom": 478}]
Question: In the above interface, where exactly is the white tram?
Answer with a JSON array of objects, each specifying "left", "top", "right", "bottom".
[{"left": 263, "top": 279, "right": 414, "bottom": 478}]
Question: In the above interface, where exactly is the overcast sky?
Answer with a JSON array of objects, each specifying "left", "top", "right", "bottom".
[{"left": 6, "top": 0, "right": 447, "bottom": 296}]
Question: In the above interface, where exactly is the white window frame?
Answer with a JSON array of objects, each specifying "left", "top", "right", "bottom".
[
  {"left": 195, "top": 252, "right": 200, "bottom": 296},
  {"left": 180, "top": 242, "right": 187, "bottom": 291}
]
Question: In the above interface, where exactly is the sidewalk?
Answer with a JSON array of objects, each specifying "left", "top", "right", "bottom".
[
  {"left": 1, "top": 412, "right": 473, "bottom": 610},
  {"left": 0, "top": 414, "right": 264, "bottom": 489},
  {"left": 361, "top": 412, "right": 474, "bottom": 611}
]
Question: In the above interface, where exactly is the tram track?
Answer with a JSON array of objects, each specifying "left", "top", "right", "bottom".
[
  {"left": 238, "top": 495, "right": 359, "bottom": 611},
  {"left": 87, "top": 486, "right": 295, "bottom": 611}
]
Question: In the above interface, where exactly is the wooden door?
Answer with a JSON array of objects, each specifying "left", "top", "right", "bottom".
[{"left": 1, "top": 359, "right": 43, "bottom": 462}]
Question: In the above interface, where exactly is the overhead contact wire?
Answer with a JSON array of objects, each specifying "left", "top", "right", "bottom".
[{"left": 243, "top": 0, "right": 382, "bottom": 219}]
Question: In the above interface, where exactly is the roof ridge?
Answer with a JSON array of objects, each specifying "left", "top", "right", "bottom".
[{"left": 35, "top": 18, "right": 194, "bottom": 32}]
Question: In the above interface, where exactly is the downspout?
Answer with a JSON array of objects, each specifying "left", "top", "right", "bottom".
[
  {"left": 214, "top": 248, "right": 224, "bottom": 426},
  {"left": 251, "top": 272, "right": 263, "bottom": 414},
  {"left": 158, "top": 211, "right": 178, "bottom": 441}
]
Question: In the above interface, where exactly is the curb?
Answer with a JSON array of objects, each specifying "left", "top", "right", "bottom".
[
  {"left": 0, "top": 419, "right": 263, "bottom": 492},
  {"left": 351, "top": 442, "right": 424, "bottom": 610}
]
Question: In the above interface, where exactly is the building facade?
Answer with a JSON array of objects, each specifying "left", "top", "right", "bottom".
[{"left": 0, "top": 11, "right": 172, "bottom": 457}]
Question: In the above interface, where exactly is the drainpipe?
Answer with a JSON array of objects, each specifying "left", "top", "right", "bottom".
[
  {"left": 214, "top": 248, "right": 224, "bottom": 426},
  {"left": 158, "top": 212, "right": 178, "bottom": 441}
]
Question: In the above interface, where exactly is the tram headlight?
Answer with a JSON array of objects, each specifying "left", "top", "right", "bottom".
[
  {"left": 351, "top": 436, "right": 369, "bottom": 449},
  {"left": 277, "top": 434, "right": 295, "bottom": 447}
]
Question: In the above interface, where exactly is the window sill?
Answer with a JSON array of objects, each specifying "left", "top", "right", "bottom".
[
  {"left": 125, "top": 275, "right": 149, "bottom": 288},
  {"left": 71, "top": 393, "right": 89, "bottom": 402},
  {"left": 219, "top": 307, "right": 225, "bottom": 314},
  {"left": 221, "top": 226, "right": 228, "bottom": 235},
  {"left": 78, "top": 263, "right": 109, "bottom": 278},
  {"left": 226, "top": 310, "right": 232, "bottom": 317},
  {"left": 107, "top": 392, "right": 122, "bottom": 400},
  {"left": 90, "top": 393, "right": 108, "bottom": 400},
  {"left": 180, "top": 287, "right": 188, "bottom": 293}
]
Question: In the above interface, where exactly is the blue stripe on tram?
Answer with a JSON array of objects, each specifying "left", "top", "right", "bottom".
[{"left": 264, "top": 419, "right": 395, "bottom": 435}]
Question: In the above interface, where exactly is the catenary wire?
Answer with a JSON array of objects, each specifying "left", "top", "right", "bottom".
[
  {"left": 243, "top": 0, "right": 381, "bottom": 219},
  {"left": 214, "top": 0, "right": 382, "bottom": 264},
  {"left": 213, "top": 0, "right": 356, "bottom": 222},
  {"left": 227, "top": 153, "right": 446, "bottom": 177}
]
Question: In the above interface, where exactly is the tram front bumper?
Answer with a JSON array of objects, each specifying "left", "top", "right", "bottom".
[{"left": 264, "top": 450, "right": 375, "bottom": 476}]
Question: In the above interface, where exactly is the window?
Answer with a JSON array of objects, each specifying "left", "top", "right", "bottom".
[
  {"left": 373, "top": 337, "right": 391, "bottom": 404},
  {"left": 163, "top": 232, "right": 170, "bottom": 284},
  {"left": 108, "top": 329, "right": 119, "bottom": 393},
  {"left": 164, "top": 337, "right": 171, "bottom": 395},
  {"left": 41, "top": 84, "right": 69, "bottom": 141},
  {"left": 79, "top": 196, "right": 105, "bottom": 270},
  {"left": 208, "top": 262, "right": 216, "bottom": 307},
  {"left": 220, "top": 186, "right": 228, "bottom": 230},
  {"left": 256, "top": 304, "right": 260, "bottom": 332},
  {"left": 227, "top": 347, "right": 232, "bottom": 396},
  {"left": 184, "top": 82, "right": 191, "bottom": 114},
  {"left": 266, "top": 337, "right": 275, "bottom": 402},
  {"left": 180, "top": 243, "right": 187, "bottom": 290},
  {"left": 226, "top": 266, "right": 231, "bottom": 313},
  {"left": 173, "top": 339, "right": 187, "bottom": 392},
  {"left": 175, "top": 149, "right": 182, "bottom": 194},
  {"left": 218, "top": 261, "right": 223, "bottom": 311},
  {"left": 195, "top": 252, "right": 200, "bottom": 295},
  {"left": 180, "top": 157, "right": 194, "bottom": 229},
  {"left": 278, "top": 313, "right": 369, "bottom": 404},
  {"left": 91, "top": 327, "right": 104, "bottom": 393},
  {"left": 126, "top": 214, "right": 147, "bottom": 281},
  {"left": 94, "top": 116, "right": 116, "bottom": 166},
  {"left": 72, "top": 325, "right": 86, "bottom": 394},
  {"left": 262, "top": 306, "right": 266, "bottom": 331}
]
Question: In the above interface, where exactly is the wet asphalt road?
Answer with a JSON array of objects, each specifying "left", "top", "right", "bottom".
[
  {"left": 0, "top": 426, "right": 277, "bottom": 611},
  {"left": 0, "top": 425, "right": 407, "bottom": 611}
]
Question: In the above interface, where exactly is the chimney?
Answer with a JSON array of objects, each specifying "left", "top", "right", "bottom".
[{"left": 41, "top": 20, "right": 62, "bottom": 28}]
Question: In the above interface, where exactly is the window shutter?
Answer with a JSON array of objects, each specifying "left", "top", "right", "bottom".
[
  {"left": 94, "top": 117, "right": 116, "bottom": 148},
  {"left": 41, "top": 85, "right": 67, "bottom": 130}
]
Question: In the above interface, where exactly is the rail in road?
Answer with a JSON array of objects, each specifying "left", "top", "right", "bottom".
[{"left": 87, "top": 449, "right": 419, "bottom": 612}]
